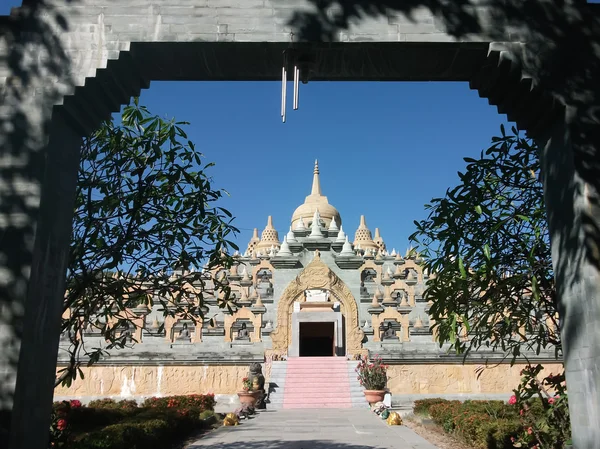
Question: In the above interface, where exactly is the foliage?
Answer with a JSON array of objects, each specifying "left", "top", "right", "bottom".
[
  {"left": 413, "top": 398, "right": 454, "bottom": 416},
  {"left": 87, "top": 398, "right": 138, "bottom": 411},
  {"left": 409, "top": 126, "right": 558, "bottom": 361},
  {"left": 49, "top": 395, "right": 217, "bottom": 448},
  {"left": 58, "top": 100, "right": 239, "bottom": 387},
  {"left": 140, "top": 393, "right": 216, "bottom": 411},
  {"left": 241, "top": 377, "right": 253, "bottom": 392},
  {"left": 511, "top": 365, "right": 571, "bottom": 449},
  {"left": 355, "top": 354, "right": 388, "bottom": 390},
  {"left": 426, "top": 399, "right": 521, "bottom": 449}
]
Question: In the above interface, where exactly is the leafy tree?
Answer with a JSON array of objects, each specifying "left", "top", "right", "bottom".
[
  {"left": 58, "top": 100, "right": 239, "bottom": 387},
  {"left": 410, "top": 125, "right": 559, "bottom": 361},
  {"left": 410, "top": 125, "right": 569, "bottom": 448}
]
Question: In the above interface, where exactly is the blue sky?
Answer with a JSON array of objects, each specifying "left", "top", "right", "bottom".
[
  {"left": 136, "top": 81, "right": 510, "bottom": 253},
  {"left": 1, "top": 0, "right": 517, "bottom": 253}
]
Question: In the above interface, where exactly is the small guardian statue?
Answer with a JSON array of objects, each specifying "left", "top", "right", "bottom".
[{"left": 248, "top": 363, "right": 266, "bottom": 409}]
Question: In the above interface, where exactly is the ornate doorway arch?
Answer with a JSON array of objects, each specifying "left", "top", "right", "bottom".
[{"left": 269, "top": 251, "right": 366, "bottom": 358}]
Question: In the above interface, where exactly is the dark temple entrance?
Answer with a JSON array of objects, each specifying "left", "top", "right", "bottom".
[{"left": 299, "top": 322, "right": 335, "bottom": 357}]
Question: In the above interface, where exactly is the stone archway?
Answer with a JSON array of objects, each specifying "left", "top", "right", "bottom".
[{"left": 269, "top": 251, "right": 366, "bottom": 358}]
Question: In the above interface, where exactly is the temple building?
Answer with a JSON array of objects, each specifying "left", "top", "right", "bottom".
[{"left": 55, "top": 161, "right": 560, "bottom": 408}]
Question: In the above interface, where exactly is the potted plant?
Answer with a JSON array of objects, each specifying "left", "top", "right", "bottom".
[
  {"left": 356, "top": 354, "right": 388, "bottom": 404},
  {"left": 237, "top": 377, "right": 259, "bottom": 407}
]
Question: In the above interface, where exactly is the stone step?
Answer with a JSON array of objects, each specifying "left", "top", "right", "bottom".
[
  {"left": 286, "top": 368, "right": 348, "bottom": 379},
  {"left": 284, "top": 390, "right": 351, "bottom": 399},
  {"left": 284, "top": 385, "right": 362, "bottom": 393},
  {"left": 283, "top": 402, "right": 353, "bottom": 409}
]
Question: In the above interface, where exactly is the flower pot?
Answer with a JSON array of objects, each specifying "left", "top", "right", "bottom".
[
  {"left": 363, "top": 389, "right": 386, "bottom": 404},
  {"left": 237, "top": 391, "right": 259, "bottom": 407}
]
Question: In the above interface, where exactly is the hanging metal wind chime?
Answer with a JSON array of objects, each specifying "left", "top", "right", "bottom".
[{"left": 281, "top": 35, "right": 312, "bottom": 123}]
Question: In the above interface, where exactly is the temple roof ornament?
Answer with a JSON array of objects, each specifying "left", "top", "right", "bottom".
[
  {"left": 329, "top": 216, "right": 339, "bottom": 231},
  {"left": 339, "top": 236, "right": 355, "bottom": 256},
  {"left": 286, "top": 226, "right": 297, "bottom": 243},
  {"left": 336, "top": 225, "right": 347, "bottom": 243},
  {"left": 255, "top": 216, "right": 281, "bottom": 252},
  {"left": 373, "top": 228, "right": 386, "bottom": 252},
  {"left": 291, "top": 160, "right": 342, "bottom": 229},
  {"left": 278, "top": 236, "right": 293, "bottom": 257},
  {"left": 353, "top": 215, "right": 379, "bottom": 251},
  {"left": 247, "top": 228, "right": 260, "bottom": 252},
  {"left": 308, "top": 208, "right": 325, "bottom": 239},
  {"left": 295, "top": 217, "right": 307, "bottom": 231}
]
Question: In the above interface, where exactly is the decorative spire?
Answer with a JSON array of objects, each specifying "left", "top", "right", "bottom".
[
  {"left": 247, "top": 227, "right": 260, "bottom": 252},
  {"left": 308, "top": 208, "right": 324, "bottom": 239},
  {"left": 277, "top": 236, "right": 293, "bottom": 257},
  {"left": 255, "top": 292, "right": 263, "bottom": 307},
  {"left": 328, "top": 216, "right": 339, "bottom": 232},
  {"left": 295, "top": 217, "right": 307, "bottom": 231},
  {"left": 311, "top": 159, "right": 322, "bottom": 196},
  {"left": 340, "top": 236, "right": 354, "bottom": 256},
  {"left": 336, "top": 225, "right": 347, "bottom": 242},
  {"left": 414, "top": 316, "right": 424, "bottom": 328},
  {"left": 286, "top": 226, "right": 297, "bottom": 242}
]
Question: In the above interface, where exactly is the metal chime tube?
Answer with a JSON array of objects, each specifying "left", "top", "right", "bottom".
[
  {"left": 281, "top": 66, "right": 287, "bottom": 122},
  {"left": 293, "top": 65, "right": 299, "bottom": 110}
]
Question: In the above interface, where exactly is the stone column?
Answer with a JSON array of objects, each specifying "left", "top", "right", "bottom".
[
  {"left": 7, "top": 109, "right": 81, "bottom": 449},
  {"left": 539, "top": 106, "right": 600, "bottom": 449}
]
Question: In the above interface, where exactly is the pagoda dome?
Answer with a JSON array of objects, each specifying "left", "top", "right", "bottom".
[
  {"left": 291, "top": 160, "right": 342, "bottom": 229},
  {"left": 353, "top": 215, "right": 379, "bottom": 251},
  {"left": 255, "top": 216, "right": 281, "bottom": 252}
]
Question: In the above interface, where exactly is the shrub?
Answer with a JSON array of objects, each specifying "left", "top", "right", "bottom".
[
  {"left": 73, "top": 409, "right": 209, "bottom": 449},
  {"left": 426, "top": 399, "right": 521, "bottom": 449},
  {"left": 68, "top": 407, "right": 137, "bottom": 432},
  {"left": 88, "top": 398, "right": 138, "bottom": 410},
  {"left": 430, "top": 401, "right": 461, "bottom": 432},
  {"left": 140, "top": 394, "right": 216, "bottom": 412},
  {"left": 199, "top": 410, "right": 215, "bottom": 420},
  {"left": 413, "top": 398, "right": 449, "bottom": 416}
]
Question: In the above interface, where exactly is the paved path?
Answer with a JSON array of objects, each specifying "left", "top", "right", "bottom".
[{"left": 188, "top": 409, "right": 439, "bottom": 449}]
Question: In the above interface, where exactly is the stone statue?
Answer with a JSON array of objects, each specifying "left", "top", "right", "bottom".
[
  {"left": 381, "top": 322, "right": 397, "bottom": 340},
  {"left": 236, "top": 322, "right": 250, "bottom": 340},
  {"left": 248, "top": 363, "right": 266, "bottom": 409},
  {"left": 177, "top": 323, "right": 191, "bottom": 341}
]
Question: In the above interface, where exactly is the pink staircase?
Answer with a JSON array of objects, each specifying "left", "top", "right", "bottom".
[{"left": 282, "top": 357, "right": 353, "bottom": 409}]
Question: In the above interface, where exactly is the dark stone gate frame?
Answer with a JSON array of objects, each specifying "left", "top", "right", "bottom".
[{"left": 1, "top": 3, "right": 599, "bottom": 449}]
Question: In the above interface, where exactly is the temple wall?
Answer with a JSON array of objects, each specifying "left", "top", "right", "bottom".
[
  {"left": 53, "top": 364, "right": 252, "bottom": 398},
  {"left": 386, "top": 363, "right": 563, "bottom": 395},
  {"left": 53, "top": 362, "right": 563, "bottom": 400}
]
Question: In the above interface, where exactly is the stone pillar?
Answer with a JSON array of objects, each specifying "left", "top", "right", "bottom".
[{"left": 538, "top": 106, "right": 600, "bottom": 449}]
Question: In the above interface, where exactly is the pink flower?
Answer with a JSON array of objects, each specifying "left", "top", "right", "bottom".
[
  {"left": 70, "top": 399, "right": 82, "bottom": 408},
  {"left": 508, "top": 395, "right": 517, "bottom": 405},
  {"left": 520, "top": 409, "right": 524, "bottom": 416},
  {"left": 548, "top": 398, "right": 555, "bottom": 404},
  {"left": 527, "top": 427, "right": 533, "bottom": 435},
  {"left": 57, "top": 419, "right": 67, "bottom": 431}
]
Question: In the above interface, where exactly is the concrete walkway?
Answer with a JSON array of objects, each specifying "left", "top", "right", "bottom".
[{"left": 187, "top": 409, "right": 439, "bottom": 449}]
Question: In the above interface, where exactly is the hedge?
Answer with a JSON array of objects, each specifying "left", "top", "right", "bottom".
[
  {"left": 51, "top": 394, "right": 218, "bottom": 449},
  {"left": 414, "top": 399, "right": 521, "bottom": 449}
]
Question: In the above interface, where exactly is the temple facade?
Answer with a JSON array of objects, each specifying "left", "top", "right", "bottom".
[{"left": 55, "top": 161, "right": 561, "bottom": 405}]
